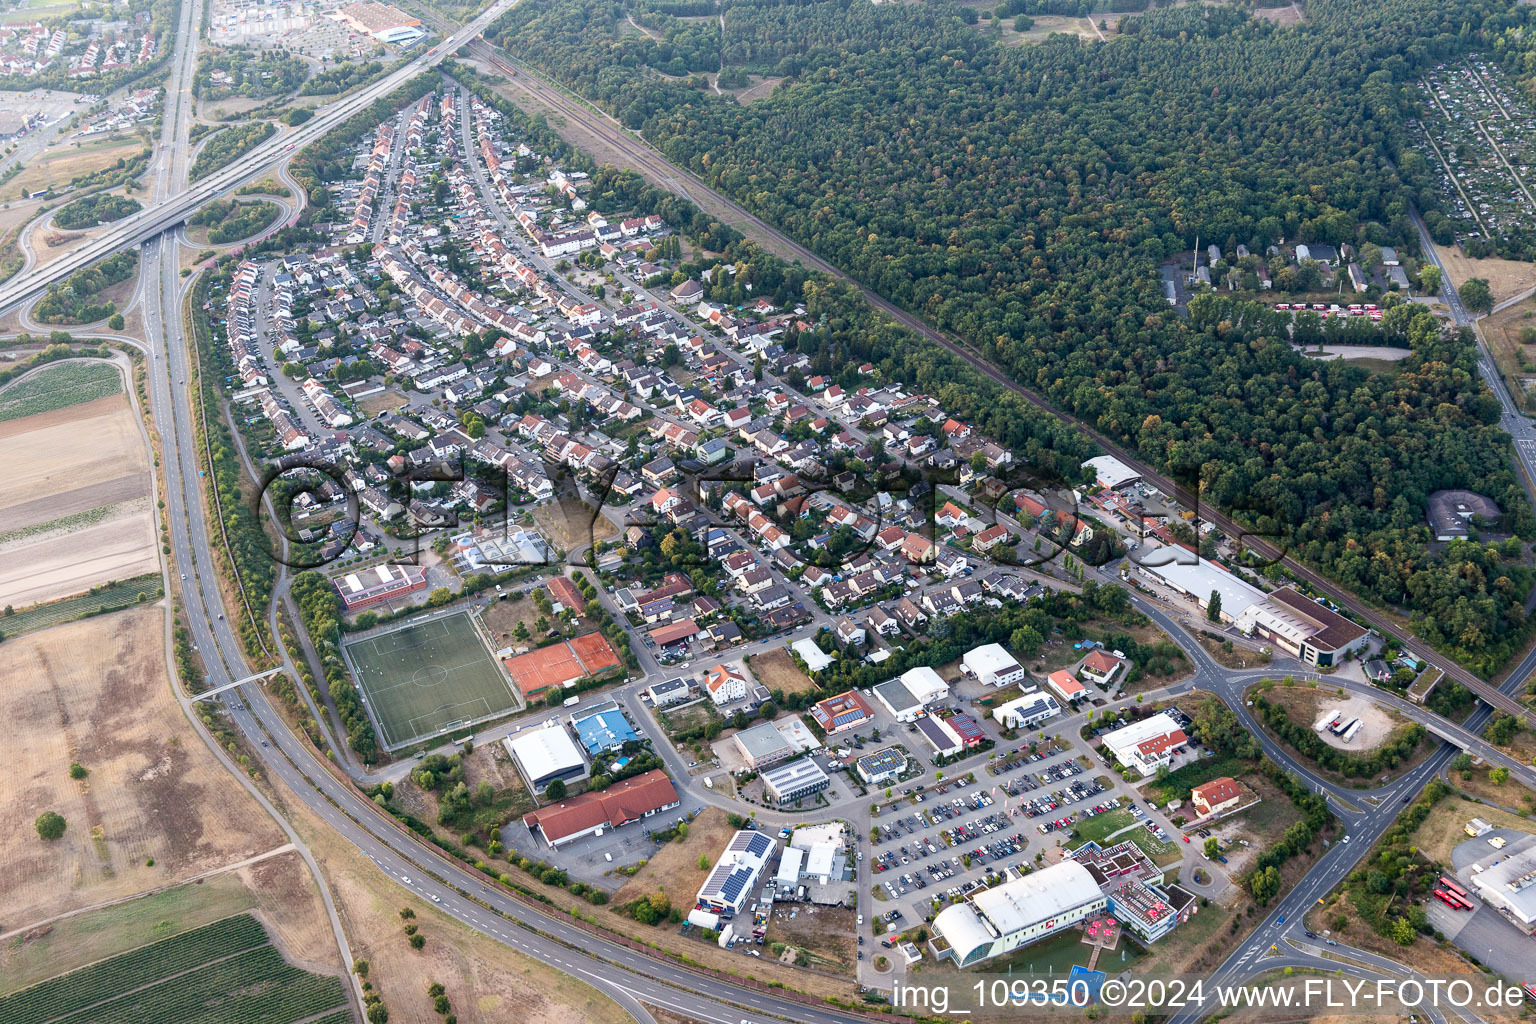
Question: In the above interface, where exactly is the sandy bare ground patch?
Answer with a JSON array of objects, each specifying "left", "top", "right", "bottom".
[
  {"left": 0, "top": 507, "right": 159, "bottom": 606},
  {"left": 1438, "top": 246, "right": 1536, "bottom": 305},
  {"left": 1252, "top": 2, "right": 1305, "bottom": 25},
  {"left": 0, "top": 394, "right": 148, "bottom": 507},
  {"left": 0, "top": 607, "right": 288, "bottom": 926},
  {"left": 1257, "top": 682, "right": 1404, "bottom": 750},
  {"left": 748, "top": 647, "right": 818, "bottom": 696}
]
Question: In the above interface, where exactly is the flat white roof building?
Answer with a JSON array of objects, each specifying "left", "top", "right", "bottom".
[
  {"left": 791, "top": 822, "right": 846, "bottom": 851},
  {"left": 791, "top": 638, "right": 834, "bottom": 672},
  {"left": 932, "top": 861, "right": 1107, "bottom": 967},
  {"left": 962, "top": 643, "right": 1026, "bottom": 687},
  {"left": 991, "top": 692, "right": 1061, "bottom": 731},
  {"left": 1101, "top": 712, "right": 1189, "bottom": 777},
  {"left": 1133, "top": 556, "right": 1266, "bottom": 625},
  {"left": 504, "top": 725, "right": 588, "bottom": 791},
  {"left": 871, "top": 666, "right": 949, "bottom": 723},
  {"left": 1083, "top": 455, "right": 1141, "bottom": 491},
  {"left": 900, "top": 666, "right": 949, "bottom": 703},
  {"left": 775, "top": 845, "right": 804, "bottom": 889},
  {"left": 1470, "top": 838, "right": 1536, "bottom": 926}
]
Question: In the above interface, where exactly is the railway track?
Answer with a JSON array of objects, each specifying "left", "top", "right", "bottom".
[{"left": 462, "top": 39, "right": 1536, "bottom": 723}]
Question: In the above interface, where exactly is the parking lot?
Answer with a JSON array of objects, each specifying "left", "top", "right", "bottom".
[{"left": 867, "top": 744, "right": 1113, "bottom": 931}]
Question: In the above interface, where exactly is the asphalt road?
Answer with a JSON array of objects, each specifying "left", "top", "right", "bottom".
[
  {"left": 84, "top": 12, "right": 1536, "bottom": 1019},
  {"left": 0, "top": 0, "right": 520, "bottom": 318},
  {"left": 132, "top": 145, "right": 909, "bottom": 1024}
]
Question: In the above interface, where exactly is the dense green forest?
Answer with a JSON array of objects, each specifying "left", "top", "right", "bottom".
[
  {"left": 188, "top": 198, "right": 280, "bottom": 243},
  {"left": 53, "top": 193, "right": 142, "bottom": 230},
  {"left": 487, "top": 0, "right": 1536, "bottom": 672},
  {"left": 33, "top": 251, "right": 137, "bottom": 324},
  {"left": 189, "top": 121, "right": 276, "bottom": 182},
  {"left": 301, "top": 59, "right": 387, "bottom": 96}
]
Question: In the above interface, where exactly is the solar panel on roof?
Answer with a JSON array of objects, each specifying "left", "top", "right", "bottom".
[
  {"left": 745, "top": 833, "right": 773, "bottom": 856},
  {"left": 719, "top": 870, "right": 749, "bottom": 903},
  {"left": 832, "top": 710, "right": 864, "bottom": 727}
]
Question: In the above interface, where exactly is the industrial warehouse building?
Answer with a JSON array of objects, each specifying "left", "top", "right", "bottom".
[
  {"left": 1233, "top": 587, "right": 1368, "bottom": 667},
  {"left": 1133, "top": 556, "right": 1266, "bottom": 625},
  {"left": 733, "top": 720, "right": 794, "bottom": 769},
  {"left": 334, "top": 1, "right": 422, "bottom": 42},
  {"left": 1083, "top": 455, "right": 1141, "bottom": 491},
  {"left": 504, "top": 725, "right": 589, "bottom": 792},
  {"left": 930, "top": 861, "right": 1107, "bottom": 967},
  {"left": 520, "top": 769, "right": 679, "bottom": 848},
  {"left": 1470, "top": 838, "right": 1536, "bottom": 927},
  {"left": 696, "top": 829, "right": 776, "bottom": 917},
  {"left": 961, "top": 644, "right": 1026, "bottom": 688},
  {"left": 871, "top": 666, "right": 948, "bottom": 722},
  {"left": 761, "top": 758, "right": 830, "bottom": 806}
]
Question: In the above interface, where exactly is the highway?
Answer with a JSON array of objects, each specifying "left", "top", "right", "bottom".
[
  {"left": 86, "top": 9, "right": 1535, "bottom": 1021},
  {"left": 129, "top": 127, "right": 907, "bottom": 1024},
  {"left": 0, "top": 0, "right": 519, "bottom": 318}
]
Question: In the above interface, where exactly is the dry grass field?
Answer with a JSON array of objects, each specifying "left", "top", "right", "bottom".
[
  {"left": 356, "top": 391, "right": 409, "bottom": 417},
  {"left": 0, "top": 851, "right": 344, "bottom": 997},
  {"left": 0, "top": 388, "right": 157, "bottom": 605},
  {"left": 7, "top": 137, "right": 145, "bottom": 200},
  {"left": 0, "top": 607, "right": 289, "bottom": 927},
  {"left": 1409, "top": 792, "right": 1534, "bottom": 866},
  {"left": 615, "top": 805, "right": 734, "bottom": 911},
  {"left": 1482, "top": 295, "right": 1536, "bottom": 408},
  {"left": 1438, "top": 246, "right": 1536, "bottom": 304},
  {"left": 749, "top": 647, "right": 818, "bottom": 696},
  {"left": 531, "top": 497, "right": 616, "bottom": 551},
  {"left": 289, "top": 794, "right": 630, "bottom": 1024}
]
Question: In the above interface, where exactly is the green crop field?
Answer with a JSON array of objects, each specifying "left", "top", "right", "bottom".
[
  {"left": 2, "top": 573, "right": 163, "bottom": 637},
  {"left": 0, "top": 361, "right": 123, "bottom": 422},
  {"left": 343, "top": 610, "right": 518, "bottom": 750},
  {"left": 0, "top": 913, "right": 348, "bottom": 1024}
]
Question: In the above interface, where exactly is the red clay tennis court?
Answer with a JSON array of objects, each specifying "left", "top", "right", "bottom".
[{"left": 503, "top": 632, "right": 621, "bottom": 697}]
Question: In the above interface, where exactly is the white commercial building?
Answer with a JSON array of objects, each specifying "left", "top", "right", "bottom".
[
  {"left": 931, "top": 861, "right": 1107, "bottom": 967},
  {"left": 1101, "top": 712, "right": 1189, "bottom": 777},
  {"left": 1083, "top": 455, "right": 1141, "bottom": 491},
  {"left": 991, "top": 692, "right": 1061, "bottom": 731},
  {"left": 1133, "top": 556, "right": 1266, "bottom": 625},
  {"left": 791, "top": 638, "right": 834, "bottom": 672},
  {"left": 871, "top": 666, "right": 949, "bottom": 723},
  {"left": 962, "top": 643, "right": 1026, "bottom": 688},
  {"left": 504, "top": 725, "right": 588, "bottom": 792},
  {"left": 646, "top": 677, "right": 692, "bottom": 706},
  {"left": 1470, "top": 840, "right": 1536, "bottom": 927}
]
